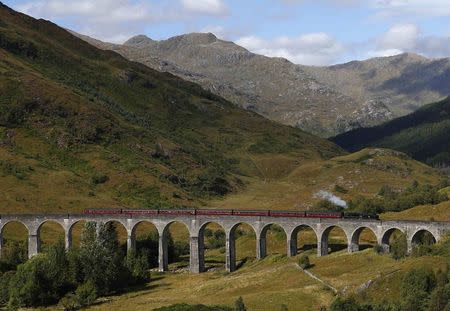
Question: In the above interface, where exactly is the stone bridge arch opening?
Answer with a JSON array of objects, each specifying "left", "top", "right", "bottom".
[
  {"left": 162, "top": 221, "right": 190, "bottom": 271},
  {"left": 320, "top": 226, "right": 348, "bottom": 256},
  {"left": 0, "top": 221, "right": 28, "bottom": 262},
  {"left": 102, "top": 220, "right": 128, "bottom": 253},
  {"left": 289, "top": 225, "right": 318, "bottom": 256},
  {"left": 411, "top": 229, "right": 437, "bottom": 248},
  {"left": 38, "top": 220, "right": 65, "bottom": 252},
  {"left": 68, "top": 220, "right": 89, "bottom": 249},
  {"left": 198, "top": 222, "right": 226, "bottom": 272},
  {"left": 350, "top": 227, "right": 377, "bottom": 252},
  {"left": 228, "top": 223, "right": 257, "bottom": 272},
  {"left": 381, "top": 228, "right": 406, "bottom": 253},
  {"left": 131, "top": 221, "right": 159, "bottom": 268},
  {"left": 260, "top": 224, "right": 287, "bottom": 258}
]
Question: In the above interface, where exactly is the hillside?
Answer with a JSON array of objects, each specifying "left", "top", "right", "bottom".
[
  {"left": 332, "top": 97, "right": 450, "bottom": 166},
  {"left": 210, "top": 148, "right": 445, "bottom": 211},
  {"left": 0, "top": 3, "right": 343, "bottom": 213},
  {"left": 73, "top": 32, "right": 373, "bottom": 137},
  {"left": 75, "top": 33, "right": 450, "bottom": 137},
  {"left": 64, "top": 250, "right": 448, "bottom": 311},
  {"left": 302, "top": 53, "right": 450, "bottom": 117}
]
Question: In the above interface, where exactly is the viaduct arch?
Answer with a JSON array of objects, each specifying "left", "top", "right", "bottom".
[{"left": 0, "top": 214, "right": 447, "bottom": 273}]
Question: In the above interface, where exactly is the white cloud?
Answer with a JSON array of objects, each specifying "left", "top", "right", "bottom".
[
  {"left": 236, "top": 33, "right": 345, "bottom": 65},
  {"left": 181, "top": 0, "right": 228, "bottom": 16},
  {"left": 371, "top": 0, "right": 450, "bottom": 17},
  {"left": 377, "top": 24, "right": 419, "bottom": 50},
  {"left": 15, "top": 0, "right": 159, "bottom": 43},
  {"left": 13, "top": 0, "right": 229, "bottom": 43}
]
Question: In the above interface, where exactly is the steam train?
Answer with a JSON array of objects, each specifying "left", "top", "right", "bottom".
[{"left": 83, "top": 208, "right": 379, "bottom": 220}]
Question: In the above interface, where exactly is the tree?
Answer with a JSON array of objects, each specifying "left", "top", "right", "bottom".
[
  {"left": 298, "top": 255, "right": 311, "bottom": 269},
  {"left": 76, "top": 222, "right": 130, "bottom": 295},
  {"left": 391, "top": 233, "right": 407, "bottom": 260},
  {"left": 330, "top": 297, "right": 360, "bottom": 311},
  {"left": 235, "top": 296, "right": 247, "bottom": 311},
  {"left": 400, "top": 267, "right": 437, "bottom": 311}
]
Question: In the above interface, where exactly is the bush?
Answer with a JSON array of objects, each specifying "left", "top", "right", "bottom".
[
  {"left": 334, "top": 185, "right": 348, "bottom": 194},
  {"left": 235, "top": 296, "right": 247, "bottom": 311},
  {"left": 330, "top": 297, "right": 360, "bottom": 311},
  {"left": 91, "top": 173, "right": 108, "bottom": 185},
  {"left": 75, "top": 281, "right": 97, "bottom": 307},
  {"left": 401, "top": 266, "right": 437, "bottom": 311},
  {"left": 390, "top": 233, "right": 407, "bottom": 260},
  {"left": 153, "top": 303, "right": 233, "bottom": 311},
  {"left": 298, "top": 255, "right": 311, "bottom": 269},
  {"left": 126, "top": 250, "right": 150, "bottom": 283},
  {"left": 373, "top": 244, "right": 384, "bottom": 254},
  {"left": 59, "top": 293, "right": 79, "bottom": 311},
  {"left": 0, "top": 222, "right": 150, "bottom": 308}
]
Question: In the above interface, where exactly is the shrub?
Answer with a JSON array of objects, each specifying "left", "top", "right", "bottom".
[
  {"left": 330, "top": 297, "right": 360, "bottom": 311},
  {"left": 59, "top": 293, "right": 80, "bottom": 311},
  {"left": 373, "top": 244, "right": 384, "bottom": 254},
  {"left": 400, "top": 267, "right": 437, "bottom": 311},
  {"left": 91, "top": 173, "right": 108, "bottom": 185},
  {"left": 153, "top": 303, "right": 233, "bottom": 311},
  {"left": 390, "top": 233, "right": 407, "bottom": 260},
  {"left": 235, "top": 296, "right": 247, "bottom": 311},
  {"left": 298, "top": 255, "right": 311, "bottom": 269},
  {"left": 75, "top": 280, "right": 97, "bottom": 307},
  {"left": 334, "top": 185, "right": 348, "bottom": 194},
  {"left": 126, "top": 250, "right": 150, "bottom": 283}
]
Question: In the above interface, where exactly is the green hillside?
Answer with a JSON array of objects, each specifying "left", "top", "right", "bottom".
[
  {"left": 0, "top": 3, "right": 345, "bottom": 213},
  {"left": 332, "top": 97, "right": 450, "bottom": 166}
]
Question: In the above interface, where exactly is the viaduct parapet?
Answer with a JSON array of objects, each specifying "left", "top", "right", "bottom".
[{"left": 1, "top": 214, "right": 448, "bottom": 273}]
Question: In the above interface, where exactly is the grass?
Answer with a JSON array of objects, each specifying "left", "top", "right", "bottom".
[
  {"left": 0, "top": 3, "right": 345, "bottom": 214},
  {"left": 39, "top": 248, "right": 446, "bottom": 311},
  {"left": 381, "top": 201, "right": 450, "bottom": 222},
  {"left": 210, "top": 148, "right": 444, "bottom": 211}
]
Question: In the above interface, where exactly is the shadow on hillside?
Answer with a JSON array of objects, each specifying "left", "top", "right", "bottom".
[
  {"left": 329, "top": 244, "right": 347, "bottom": 253},
  {"left": 359, "top": 244, "right": 375, "bottom": 251}
]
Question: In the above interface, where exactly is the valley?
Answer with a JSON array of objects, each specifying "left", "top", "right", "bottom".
[{"left": 0, "top": 2, "right": 448, "bottom": 311}]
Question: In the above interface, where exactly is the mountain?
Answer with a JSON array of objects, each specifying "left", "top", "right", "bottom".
[
  {"left": 0, "top": 2, "right": 343, "bottom": 213},
  {"left": 302, "top": 53, "right": 450, "bottom": 117},
  {"left": 74, "top": 33, "right": 450, "bottom": 137},
  {"left": 73, "top": 33, "right": 366, "bottom": 137},
  {"left": 332, "top": 97, "right": 450, "bottom": 166}
]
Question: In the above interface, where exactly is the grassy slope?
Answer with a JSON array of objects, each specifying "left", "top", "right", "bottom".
[
  {"left": 0, "top": 3, "right": 444, "bottom": 215},
  {"left": 381, "top": 201, "right": 450, "bottom": 222},
  {"left": 332, "top": 97, "right": 450, "bottom": 164},
  {"left": 52, "top": 250, "right": 446, "bottom": 311},
  {"left": 0, "top": 3, "right": 343, "bottom": 213},
  {"left": 210, "top": 148, "right": 444, "bottom": 210}
]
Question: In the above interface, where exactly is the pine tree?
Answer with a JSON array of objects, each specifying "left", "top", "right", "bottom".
[{"left": 235, "top": 296, "right": 246, "bottom": 311}]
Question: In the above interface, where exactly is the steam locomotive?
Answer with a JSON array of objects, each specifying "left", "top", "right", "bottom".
[{"left": 83, "top": 208, "right": 379, "bottom": 220}]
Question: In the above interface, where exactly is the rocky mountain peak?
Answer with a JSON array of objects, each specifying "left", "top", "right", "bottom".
[
  {"left": 124, "top": 34, "right": 154, "bottom": 47},
  {"left": 167, "top": 32, "right": 218, "bottom": 45}
]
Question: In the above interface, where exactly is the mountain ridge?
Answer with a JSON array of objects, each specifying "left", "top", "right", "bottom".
[
  {"left": 332, "top": 97, "right": 450, "bottom": 166},
  {"left": 73, "top": 31, "right": 450, "bottom": 137}
]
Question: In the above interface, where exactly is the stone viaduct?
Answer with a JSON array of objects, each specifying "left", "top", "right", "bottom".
[{"left": 0, "top": 213, "right": 448, "bottom": 273}]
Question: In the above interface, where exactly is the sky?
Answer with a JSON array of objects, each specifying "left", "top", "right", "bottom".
[{"left": 4, "top": 0, "right": 450, "bottom": 66}]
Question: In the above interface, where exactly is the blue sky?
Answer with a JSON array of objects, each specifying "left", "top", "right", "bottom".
[{"left": 4, "top": 0, "right": 450, "bottom": 65}]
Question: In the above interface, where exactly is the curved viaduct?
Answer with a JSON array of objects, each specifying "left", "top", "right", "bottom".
[{"left": 0, "top": 214, "right": 448, "bottom": 273}]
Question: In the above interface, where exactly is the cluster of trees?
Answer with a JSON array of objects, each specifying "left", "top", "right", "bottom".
[
  {"left": 0, "top": 222, "right": 150, "bottom": 310},
  {"left": 348, "top": 180, "right": 449, "bottom": 214},
  {"left": 154, "top": 296, "right": 248, "bottom": 311},
  {"left": 327, "top": 265, "right": 449, "bottom": 311}
]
